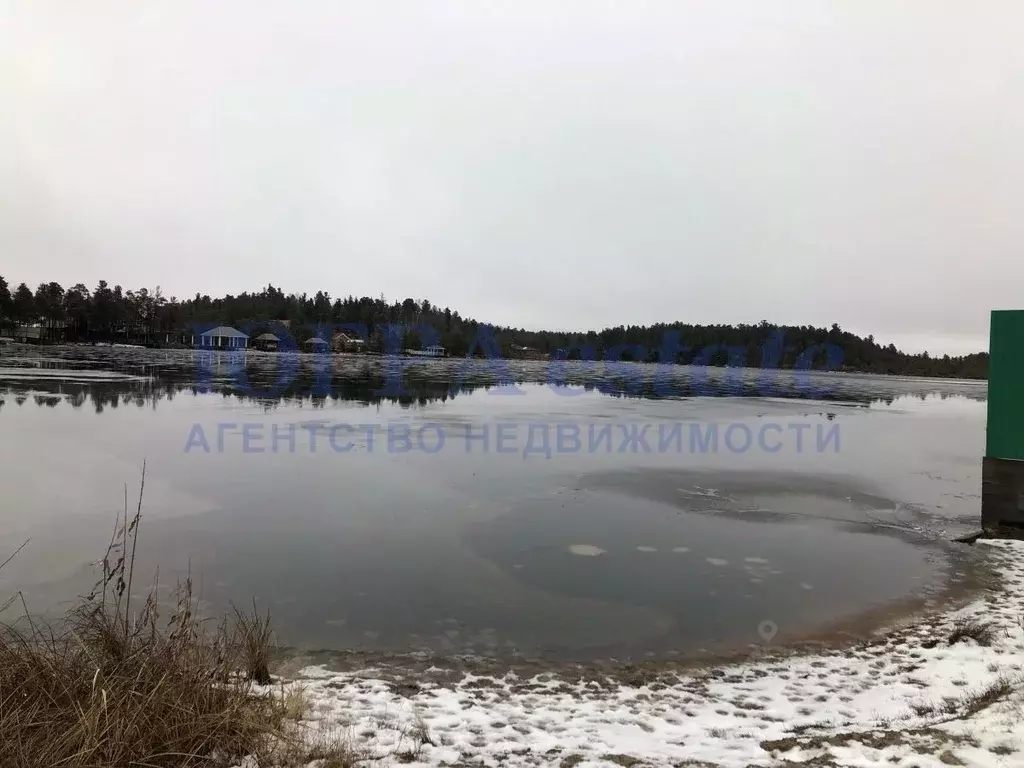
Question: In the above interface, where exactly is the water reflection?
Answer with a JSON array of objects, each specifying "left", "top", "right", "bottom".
[
  {"left": 0, "top": 377, "right": 988, "bottom": 416},
  {"left": 0, "top": 346, "right": 988, "bottom": 413},
  {"left": 0, "top": 377, "right": 475, "bottom": 414}
]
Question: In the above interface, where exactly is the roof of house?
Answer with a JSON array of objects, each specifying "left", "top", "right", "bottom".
[
  {"left": 303, "top": 336, "right": 330, "bottom": 345},
  {"left": 199, "top": 325, "right": 248, "bottom": 338},
  {"left": 254, "top": 332, "right": 280, "bottom": 341}
]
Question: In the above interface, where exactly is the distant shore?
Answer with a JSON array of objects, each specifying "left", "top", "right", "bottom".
[{"left": 1, "top": 339, "right": 988, "bottom": 381}]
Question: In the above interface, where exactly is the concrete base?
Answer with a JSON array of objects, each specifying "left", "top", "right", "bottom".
[{"left": 982, "top": 456, "right": 1024, "bottom": 528}]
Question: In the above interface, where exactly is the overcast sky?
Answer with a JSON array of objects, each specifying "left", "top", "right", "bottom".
[{"left": 2, "top": 2, "right": 1021, "bottom": 355}]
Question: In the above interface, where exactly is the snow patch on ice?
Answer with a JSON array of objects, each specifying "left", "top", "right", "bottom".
[{"left": 568, "top": 544, "right": 606, "bottom": 557}]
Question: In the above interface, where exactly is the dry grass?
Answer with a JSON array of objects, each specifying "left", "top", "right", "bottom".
[
  {"left": 278, "top": 731, "right": 361, "bottom": 768},
  {"left": 960, "top": 677, "right": 1014, "bottom": 716},
  {"left": 908, "top": 676, "right": 1015, "bottom": 721},
  {"left": 947, "top": 617, "right": 997, "bottom": 647},
  {"left": 280, "top": 684, "right": 311, "bottom": 722},
  {"left": 234, "top": 599, "right": 275, "bottom": 685},
  {"left": 0, "top": 466, "right": 307, "bottom": 768}
]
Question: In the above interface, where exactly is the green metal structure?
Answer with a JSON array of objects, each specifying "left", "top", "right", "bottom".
[
  {"left": 987, "top": 311, "right": 1024, "bottom": 460},
  {"left": 983, "top": 310, "right": 1024, "bottom": 527}
]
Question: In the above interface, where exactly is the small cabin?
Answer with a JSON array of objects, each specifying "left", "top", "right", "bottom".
[
  {"left": 13, "top": 325, "right": 44, "bottom": 343},
  {"left": 252, "top": 332, "right": 280, "bottom": 351},
  {"left": 303, "top": 336, "right": 330, "bottom": 352},
  {"left": 508, "top": 344, "right": 546, "bottom": 360},
  {"left": 332, "top": 331, "right": 367, "bottom": 353}
]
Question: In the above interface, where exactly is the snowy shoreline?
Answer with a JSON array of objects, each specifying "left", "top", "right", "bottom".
[{"left": 259, "top": 540, "right": 1024, "bottom": 767}]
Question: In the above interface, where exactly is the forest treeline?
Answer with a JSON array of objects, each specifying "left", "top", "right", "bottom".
[{"left": 0, "top": 276, "right": 988, "bottom": 379}]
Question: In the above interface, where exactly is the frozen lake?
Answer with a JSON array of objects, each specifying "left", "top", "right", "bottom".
[{"left": 0, "top": 346, "right": 988, "bottom": 660}]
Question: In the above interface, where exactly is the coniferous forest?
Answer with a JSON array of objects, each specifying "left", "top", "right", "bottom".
[{"left": 0, "top": 276, "right": 988, "bottom": 379}]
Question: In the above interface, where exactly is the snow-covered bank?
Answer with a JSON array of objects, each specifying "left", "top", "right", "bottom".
[{"left": 269, "top": 540, "right": 1024, "bottom": 767}]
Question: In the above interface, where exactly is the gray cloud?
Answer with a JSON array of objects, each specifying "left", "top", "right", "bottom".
[{"left": 3, "top": 1, "right": 1021, "bottom": 354}]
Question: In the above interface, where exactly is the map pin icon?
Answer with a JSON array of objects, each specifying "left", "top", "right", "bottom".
[{"left": 758, "top": 620, "right": 778, "bottom": 643}]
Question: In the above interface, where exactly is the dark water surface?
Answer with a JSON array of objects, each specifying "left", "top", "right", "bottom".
[{"left": 0, "top": 346, "right": 988, "bottom": 660}]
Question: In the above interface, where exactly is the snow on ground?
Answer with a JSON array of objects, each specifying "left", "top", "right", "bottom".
[{"left": 271, "top": 540, "right": 1024, "bottom": 767}]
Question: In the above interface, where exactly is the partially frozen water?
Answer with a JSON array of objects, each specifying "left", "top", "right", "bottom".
[{"left": 0, "top": 346, "right": 988, "bottom": 660}]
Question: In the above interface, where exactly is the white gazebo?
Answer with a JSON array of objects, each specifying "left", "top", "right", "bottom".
[{"left": 194, "top": 326, "right": 249, "bottom": 349}]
